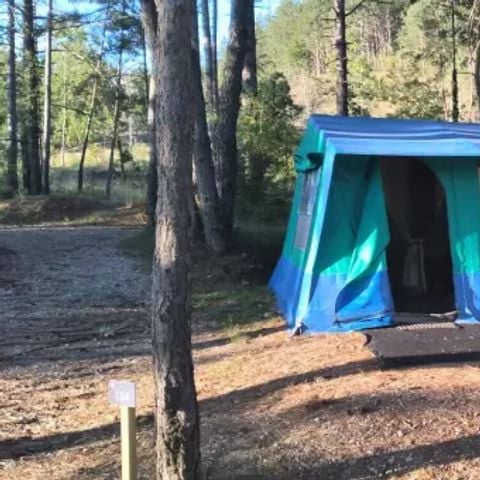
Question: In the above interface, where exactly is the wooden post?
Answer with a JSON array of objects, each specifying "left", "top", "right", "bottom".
[
  {"left": 121, "top": 406, "right": 137, "bottom": 480},
  {"left": 108, "top": 380, "right": 137, "bottom": 480}
]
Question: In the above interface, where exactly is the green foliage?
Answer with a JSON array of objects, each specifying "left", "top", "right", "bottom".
[
  {"left": 258, "top": 0, "right": 477, "bottom": 121},
  {"left": 0, "top": 0, "right": 148, "bottom": 198},
  {"left": 382, "top": 57, "right": 445, "bottom": 120},
  {"left": 237, "top": 72, "right": 301, "bottom": 221}
]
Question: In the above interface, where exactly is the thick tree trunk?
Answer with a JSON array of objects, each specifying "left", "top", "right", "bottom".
[
  {"left": 334, "top": 0, "right": 349, "bottom": 116},
  {"left": 142, "top": 0, "right": 201, "bottom": 478},
  {"left": 192, "top": 7, "right": 226, "bottom": 253},
  {"left": 214, "top": 0, "right": 250, "bottom": 241},
  {"left": 6, "top": 0, "right": 19, "bottom": 196},
  {"left": 23, "top": 0, "right": 42, "bottom": 194},
  {"left": 200, "top": 0, "right": 215, "bottom": 108},
  {"left": 140, "top": 0, "right": 158, "bottom": 226},
  {"left": 42, "top": 0, "right": 53, "bottom": 194},
  {"left": 77, "top": 0, "right": 111, "bottom": 193},
  {"left": 242, "top": 0, "right": 257, "bottom": 94}
]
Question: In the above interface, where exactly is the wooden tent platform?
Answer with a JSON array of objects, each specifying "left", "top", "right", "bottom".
[{"left": 366, "top": 313, "right": 480, "bottom": 367}]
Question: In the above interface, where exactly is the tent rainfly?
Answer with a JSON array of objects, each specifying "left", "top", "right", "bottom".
[{"left": 269, "top": 115, "right": 480, "bottom": 333}]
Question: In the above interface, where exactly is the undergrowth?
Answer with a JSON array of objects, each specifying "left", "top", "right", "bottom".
[{"left": 120, "top": 222, "right": 284, "bottom": 334}]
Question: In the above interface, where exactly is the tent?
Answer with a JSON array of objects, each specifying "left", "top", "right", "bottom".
[{"left": 269, "top": 114, "right": 480, "bottom": 333}]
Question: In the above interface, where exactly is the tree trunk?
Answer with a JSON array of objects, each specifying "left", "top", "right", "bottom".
[
  {"left": 200, "top": 0, "right": 215, "bottom": 108},
  {"left": 106, "top": 48, "right": 123, "bottom": 199},
  {"left": 334, "top": 0, "right": 349, "bottom": 116},
  {"left": 141, "top": 24, "right": 150, "bottom": 103},
  {"left": 214, "top": 0, "right": 250, "bottom": 242},
  {"left": 211, "top": 0, "right": 219, "bottom": 109},
  {"left": 451, "top": 0, "right": 459, "bottom": 122},
  {"left": 242, "top": 0, "right": 257, "bottom": 94},
  {"left": 60, "top": 53, "right": 68, "bottom": 168},
  {"left": 474, "top": 41, "right": 480, "bottom": 114},
  {"left": 23, "top": 0, "right": 42, "bottom": 194},
  {"left": 42, "top": 0, "right": 53, "bottom": 194},
  {"left": 146, "top": 74, "right": 158, "bottom": 225},
  {"left": 140, "top": 0, "right": 158, "bottom": 227},
  {"left": 118, "top": 137, "right": 126, "bottom": 181},
  {"left": 6, "top": 0, "right": 19, "bottom": 196},
  {"left": 192, "top": 6, "right": 226, "bottom": 253},
  {"left": 78, "top": 79, "right": 98, "bottom": 192},
  {"left": 77, "top": 0, "right": 111, "bottom": 193},
  {"left": 141, "top": 0, "right": 202, "bottom": 478}
]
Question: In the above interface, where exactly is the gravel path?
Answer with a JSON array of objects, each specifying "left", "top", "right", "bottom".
[{"left": 0, "top": 226, "right": 151, "bottom": 366}]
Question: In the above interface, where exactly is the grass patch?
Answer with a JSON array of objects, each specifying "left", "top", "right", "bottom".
[
  {"left": 0, "top": 195, "right": 147, "bottom": 226},
  {"left": 193, "top": 286, "right": 272, "bottom": 328},
  {"left": 119, "top": 226, "right": 155, "bottom": 270},
  {"left": 49, "top": 166, "right": 148, "bottom": 204},
  {"left": 234, "top": 221, "right": 285, "bottom": 271},
  {"left": 121, "top": 226, "right": 279, "bottom": 333},
  {"left": 51, "top": 143, "right": 150, "bottom": 170}
]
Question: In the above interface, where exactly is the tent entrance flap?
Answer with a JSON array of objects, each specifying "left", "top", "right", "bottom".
[{"left": 380, "top": 157, "right": 455, "bottom": 314}]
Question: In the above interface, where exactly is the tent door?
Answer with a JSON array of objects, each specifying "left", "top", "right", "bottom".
[{"left": 381, "top": 157, "right": 455, "bottom": 314}]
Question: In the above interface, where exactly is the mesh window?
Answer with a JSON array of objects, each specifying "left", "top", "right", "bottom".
[{"left": 294, "top": 171, "right": 319, "bottom": 250}]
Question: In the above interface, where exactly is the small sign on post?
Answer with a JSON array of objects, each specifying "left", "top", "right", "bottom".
[{"left": 108, "top": 380, "right": 137, "bottom": 480}]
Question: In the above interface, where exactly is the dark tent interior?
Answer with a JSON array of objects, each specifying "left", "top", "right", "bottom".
[{"left": 380, "top": 158, "right": 455, "bottom": 314}]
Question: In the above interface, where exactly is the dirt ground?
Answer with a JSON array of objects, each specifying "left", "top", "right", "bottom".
[{"left": 3, "top": 226, "right": 480, "bottom": 479}]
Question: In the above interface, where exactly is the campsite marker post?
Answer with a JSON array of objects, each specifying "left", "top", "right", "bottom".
[{"left": 108, "top": 380, "right": 137, "bottom": 480}]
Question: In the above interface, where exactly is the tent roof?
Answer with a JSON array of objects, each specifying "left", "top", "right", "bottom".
[{"left": 310, "top": 115, "right": 480, "bottom": 157}]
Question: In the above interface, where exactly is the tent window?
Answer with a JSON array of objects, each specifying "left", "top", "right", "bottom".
[
  {"left": 295, "top": 171, "right": 319, "bottom": 250},
  {"left": 298, "top": 171, "right": 318, "bottom": 215}
]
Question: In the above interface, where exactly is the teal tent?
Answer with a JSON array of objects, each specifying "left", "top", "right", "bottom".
[{"left": 270, "top": 115, "right": 480, "bottom": 333}]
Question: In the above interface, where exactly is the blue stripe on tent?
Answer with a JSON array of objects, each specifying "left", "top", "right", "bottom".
[
  {"left": 454, "top": 273, "right": 480, "bottom": 323},
  {"left": 269, "top": 255, "right": 394, "bottom": 333},
  {"left": 269, "top": 257, "right": 480, "bottom": 329}
]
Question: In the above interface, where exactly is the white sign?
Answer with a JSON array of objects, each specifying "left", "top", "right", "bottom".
[{"left": 108, "top": 380, "right": 136, "bottom": 408}]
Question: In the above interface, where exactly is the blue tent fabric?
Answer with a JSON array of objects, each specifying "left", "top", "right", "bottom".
[
  {"left": 309, "top": 115, "right": 480, "bottom": 157},
  {"left": 270, "top": 115, "right": 480, "bottom": 333}
]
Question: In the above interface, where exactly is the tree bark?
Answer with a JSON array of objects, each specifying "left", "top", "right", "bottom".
[
  {"left": 60, "top": 52, "right": 68, "bottom": 168},
  {"left": 242, "top": 0, "right": 257, "bottom": 94},
  {"left": 141, "top": 0, "right": 201, "bottom": 478},
  {"left": 200, "top": 0, "right": 215, "bottom": 108},
  {"left": 141, "top": 23, "right": 150, "bottom": 103},
  {"left": 211, "top": 0, "right": 219, "bottom": 109},
  {"left": 334, "top": 0, "right": 349, "bottom": 116},
  {"left": 192, "top": 6, "right": 226, "bottom": 253},
  {"left": 6, "top": 0, "right": 19, "bottom": 196},
  {"left": 77, "top": 0, "right": 112, "bottom": 193},
  {"left": 451, "top": 0, "right": 459, "bottom": 122},
  {"left": 140, "top": 0, "right": 158, "bottom": 226},
  {"left": 118, "top": 137, "right": 127, "bottom": 181},
  {"left": 23, "top": 0, "right": 42, "bottom": 194},
  {"left": 77, "top": 80, "right": 97, "bottom": 192},
  {"left": 42, "top": 0, "right": 53, "bottom": 194},
  {"left": 474, "top": 41, "right": 480, "bottom": 113},
  {"left": 214, "top": 0, "right": 250, "bottom": 241},
  {"left": 146, "top": 74, "right": 158, "bottom": 225}
]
